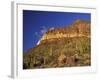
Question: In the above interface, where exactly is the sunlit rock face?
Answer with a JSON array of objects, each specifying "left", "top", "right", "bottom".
[{"left": 37, "top": 20, "right": 90, "bottom": 45}]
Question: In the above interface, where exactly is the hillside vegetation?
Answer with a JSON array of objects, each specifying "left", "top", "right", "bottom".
[{"left": 23, "top": 20, "right": 91, "bottom": 69}]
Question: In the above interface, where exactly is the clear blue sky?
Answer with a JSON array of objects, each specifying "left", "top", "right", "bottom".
[{"left": 23, "top": 10, "right": 91, "bottom": 53}]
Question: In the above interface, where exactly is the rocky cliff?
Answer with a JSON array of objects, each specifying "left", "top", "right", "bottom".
[{"left": 38, "top": 20, "right": 90, "bottom": 45}]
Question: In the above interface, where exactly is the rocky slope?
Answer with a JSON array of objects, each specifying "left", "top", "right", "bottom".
[
  {"left": 38, "top": 20, "right": 90, "bottom": 45},
  {"left": 23, "top": 19, "right": 91, "bottom": 69}
]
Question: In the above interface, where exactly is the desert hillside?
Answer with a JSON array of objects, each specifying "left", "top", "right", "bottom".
[{"left": 23, "top": 19, "right": 91, "bottom": 69}]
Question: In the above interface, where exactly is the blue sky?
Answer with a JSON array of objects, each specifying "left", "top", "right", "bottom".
[{"left": 23, "top": 10, "right": 91, "bottom": 53}]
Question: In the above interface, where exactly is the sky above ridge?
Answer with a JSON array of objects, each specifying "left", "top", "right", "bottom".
[{"left": 23, "top": 10, "right": 91, "bottom": 53}]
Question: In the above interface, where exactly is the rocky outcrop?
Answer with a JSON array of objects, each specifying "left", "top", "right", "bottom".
[{"left": 37, "top": 20, "right": 90, "bottom": 45}]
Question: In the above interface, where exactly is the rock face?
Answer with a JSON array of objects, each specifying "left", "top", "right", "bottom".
[
  {"left": 38, "top": 20, "right": 90, "bottom": 45},
  {"left": 23, "top": 19, "right": 91, "bottom": 69}
]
